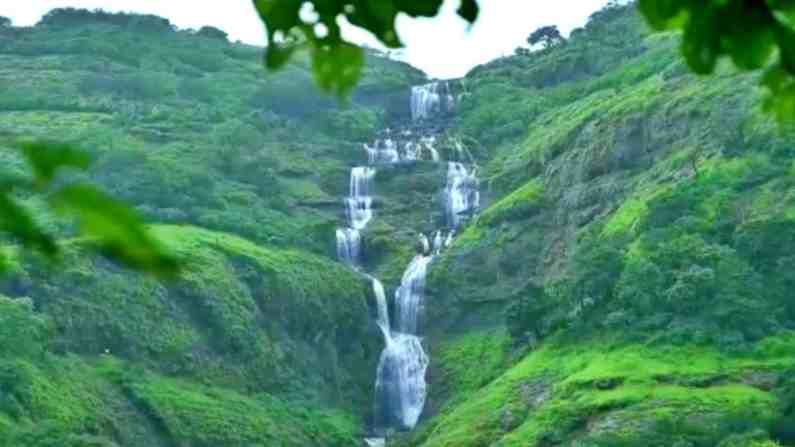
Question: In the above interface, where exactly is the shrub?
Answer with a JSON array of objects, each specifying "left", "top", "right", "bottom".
[{"left": 196, "top": 26, "right": 228, "bottom": 41}]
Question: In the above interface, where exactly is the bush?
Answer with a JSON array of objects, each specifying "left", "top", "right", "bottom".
[
  {"left": 40, "top": 8, "right": 174, "bottom": 34},
  {"left": 326, "top": 107, "right": 382, "bottom": 141},
  {"left": 196, "top": 26, "right": 228, "bottom": 41},
  {"left": 0, "top": 296, "right": 51, "bottom": 359},
  {"left": 78, "top": 73, "right": 174, "bottom": 100}
]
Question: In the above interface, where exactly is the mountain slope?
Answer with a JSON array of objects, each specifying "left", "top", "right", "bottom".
[
  {"left": 1, "top": 4, "right": 795, "bottom": 447},
  {"left": 408, "top": 4, "right": 795, "bottom": 447},
  {"left": 0, "top": 10, "right": 426, "bottom": 446}
]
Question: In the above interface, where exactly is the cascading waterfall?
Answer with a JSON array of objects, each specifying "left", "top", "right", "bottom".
[
  {"left": 432, "top": 231, "right": 444, "bottom": 254},
  {"left": 338, "top": 81, "right": 479, "bottom": 442},
  {"left": 365, "top": 138, "right": 400, "bottom": 164},
  {"left": 374, "top": 331, "right": 430, "bottom": 430},
  {"left": 336, "top": 167, "right": 376, "bottom": 267},
  {"left": 411, "top": 81, "right": 456, "bottom": 121},
  {"left": 336, "top": 228, "right": 361, "bottom": 266},
  {"left": 445, "top": 162, "right": 480, "bottom": 228},
  {"left": 372, "top": 277, "right": 390, "bottom": 337},
  {"left": 393, "top": 255, "right": 432, "bottom": 335},
  {"left": 346, "top": 167, "right": 375, "bottom": 230}
]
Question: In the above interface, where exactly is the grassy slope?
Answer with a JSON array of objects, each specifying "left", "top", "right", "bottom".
[
  {"left": 0, "top": 224, "right": 378, "bottom": 446},
  {"left": 413, "top": 4, "right": 795, "bottom": 447},
  {"left": 0, "top": 11, "right": 430, "bottom": 446},
  {"left": 0, "top": 13, "right": 425, "bottom": 255}
]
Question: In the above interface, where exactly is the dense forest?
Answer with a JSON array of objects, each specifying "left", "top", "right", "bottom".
[{"left": 0, "top": 2, "right": 794, "bottom": 447}]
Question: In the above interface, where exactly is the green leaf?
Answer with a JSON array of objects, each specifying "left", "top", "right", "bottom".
[
  {"left": 762, "top": 63, "right": 795, "bottom": 121},
  {"left": 49, "top": 184, "right": 179, "bottom": 276},
  {"left": 251, "top": 0, "right": 454, "bottom": 93},
  {"left": 0, "top": 192, "right": 56, "bottom": 256},
  {"left": 14, "top": 140, "right": 91, "bottom": 188},
  {"left": 457, "top": 0, "right": 480, "bottom": 23},
  {"left": 265, "top": 42, "right": 298, "bottom": 69},
  {"left": 723, "top": 4, "right": 776, "bottom": 70},
  {"left": 774, "top": 20, "right": 795, "bottom": 73},
  {"left": 681, "top": 7, "right": 720, "bottom": 74},
  {"left": 638, "top": 0, "right": 688, "bottom": 30},
  {"left": 312, "top": 42, "right": 364, "bottom": 97}
]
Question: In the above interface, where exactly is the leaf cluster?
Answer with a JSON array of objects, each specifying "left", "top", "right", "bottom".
[
  {"left": 638, "top": 0, "right": 795, "bottom": 119},
  {"left": 251, "top": 0, "right": 479, "bottom": 96},
  {"left": 0, "top": 138, "right": 179, "bottom": 276}
]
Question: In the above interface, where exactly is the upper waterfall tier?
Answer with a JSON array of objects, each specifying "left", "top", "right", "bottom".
[{"left": 411, "top": 82, "right": 456, "bottom": 121}]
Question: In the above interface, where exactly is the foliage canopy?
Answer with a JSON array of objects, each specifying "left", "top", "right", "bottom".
[
  {"left": 637, "top": 0, "right": 795, "bottom": 119},
  {"left": 251, "top": 0, "right": 479, "bottom": 95}
]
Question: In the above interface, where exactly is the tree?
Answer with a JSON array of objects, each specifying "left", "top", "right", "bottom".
[
  {"left": 0, "top": 16, "right": 11, "bottom": 28},
  {"left": 527, "top": 25, "right": 563, "bottom": 49},
  {"left": 197, "top": 25, "right": 228, "bottom": 41},
  {"left": 514, "top": 47, "right": 531, "bottom": 57},
  {"left": 505, "top": 283, "right": 549, "bottom": 342}
]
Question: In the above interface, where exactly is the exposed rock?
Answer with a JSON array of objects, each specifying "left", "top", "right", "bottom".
[
  {"left": 521, "top": 377, "right": 553, "bottom": 408},
  {"left": 742, "top": 372, "right": 780, "bottom": 391},
  {"left": 594, "top": 377, "right": 623, "bottom": 390}
]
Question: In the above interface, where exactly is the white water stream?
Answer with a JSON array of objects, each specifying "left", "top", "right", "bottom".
[{"left": 334, "top": 81, "right": 479, "bottom": 441}]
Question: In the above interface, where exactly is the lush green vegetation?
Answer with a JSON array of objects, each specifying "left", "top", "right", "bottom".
[
  {"left": 4, "top": 2, "right": 795, "bottom": 446},
  {"left": 415, "top": 3, "right": 795, "bottom": 446},
  {"left": 0, "top": 11, "right": 430, "bottom": 445}
]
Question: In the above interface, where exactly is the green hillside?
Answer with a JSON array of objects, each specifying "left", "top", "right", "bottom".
[
  {"left": 1, "top": 3, "right": 795, "bottom": 447},
  {"left": 410, "top": 5, "right": 795, "bottom": 447}
]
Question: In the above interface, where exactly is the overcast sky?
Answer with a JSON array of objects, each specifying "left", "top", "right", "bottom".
[{"left": 1, "top": 0, "right": 614, "bottom": 78}]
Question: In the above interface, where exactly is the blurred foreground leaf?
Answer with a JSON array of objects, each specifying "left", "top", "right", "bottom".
[
  {"left": 638, "top": 0, "right": 795, "bottom": 121},
  {"left": 16, "top": 140, "right": 91, "bottom": 188},
  {"left": 49, "top": 185, "right": 179, "bottom": 276},
  {"left": 252, "top": 0, "right": 479, "bottom": 96},
  {"left": 0, "top": 194, "right": 56, "bottom": 256},
  {"left": 0, "top": 139, "right": 180, "bottom": 277}
]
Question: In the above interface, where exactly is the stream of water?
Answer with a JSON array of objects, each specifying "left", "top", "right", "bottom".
[{"left": 336, "top": 81, "right": 479, "bottom": 443}]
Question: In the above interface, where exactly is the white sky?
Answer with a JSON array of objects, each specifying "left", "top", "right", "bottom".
[{"left": 0, "top": 0, "right": 613, "bottom": 78}]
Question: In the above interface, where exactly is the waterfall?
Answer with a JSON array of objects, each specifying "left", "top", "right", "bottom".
[
  {"left": 411, "top": 81, "right": 455, "bottom": 121},
  {"left": 336, "top": 167, "right": 376, "bottom": 267},
  {"left": 335, "top": 82, "right": 479, "bottom": 442},
  {"left": 445, "top": 162, "right": 480, "bottom": 228},
  {"left": 336, "top": 228, "right": 361, "bottom": 266},
  {"left": 346, "top": 167, "right": 375, "bottom": 230},
  {"left": 393, "top": 255, "right": 432, "bottom": 335},
  {"left": 374, "top": 332, "right": 429, "bottom": 430},
  {"left": 366, "top": 138, "right": 400, "bottom": 165},
  {"left": 372, "top": 277, "right": 390, "bottom": 338},
  {"left": 432, "top": 231, "right": 443, "bottom": 254},
  {"left": 421, "top": 136, "right": 440, "bottom": 162},
  {"left": 418, "top": 234, "right": 431, "bottom": 256},
  {"left": 444, "top": 231, "right": 454, "bottom": 248}
]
